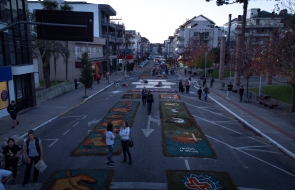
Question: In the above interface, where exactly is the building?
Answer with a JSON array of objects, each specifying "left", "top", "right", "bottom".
[
  {"left": 0, "top": 0, "right": 36, "bottom": 118},
  {"left": 28, "top": 1, "right": 124, "bottom": 81}
]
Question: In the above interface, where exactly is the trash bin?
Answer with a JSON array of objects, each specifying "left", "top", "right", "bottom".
[
  {"left": 221, "top": 82, "right": 225, "bottom": 89},
  {"left": 247, "top": 92, "right": 252, "bottom": 99}
]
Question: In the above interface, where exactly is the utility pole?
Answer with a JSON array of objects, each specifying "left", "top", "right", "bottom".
[{"left": 106, "top": 17, "right": 121, "bottom": 84}]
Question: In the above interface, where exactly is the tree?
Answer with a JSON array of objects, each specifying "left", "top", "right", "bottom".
[
  {"left": 31, "top": 0, "right": 72, "bottom": 88},
  {"left": 79, "top": 52, "right": 93, "bottom": 98}
]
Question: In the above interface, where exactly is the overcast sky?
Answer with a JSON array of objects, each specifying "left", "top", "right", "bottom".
[{"left": 76, "top": 0, "right": 280, "bottom": 43}]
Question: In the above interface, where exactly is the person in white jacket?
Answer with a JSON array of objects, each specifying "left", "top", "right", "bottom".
[
  {"left": 106, "top": 123, "right": 116, "bottom": 167},
  {"left": 0, "top": 169, "right": 12, "bottom": 189},
  {"left": 119, "top": 121, "right": 132, "bottom": 165}
]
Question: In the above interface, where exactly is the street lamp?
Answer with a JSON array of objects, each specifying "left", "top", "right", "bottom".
[{"left": 205, "top": 52, "right": 208, "bottom": 78}]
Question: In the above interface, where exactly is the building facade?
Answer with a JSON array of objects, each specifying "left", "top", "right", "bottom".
[{"left": 0, "top": 0, "right": 36, "bottom": 118}]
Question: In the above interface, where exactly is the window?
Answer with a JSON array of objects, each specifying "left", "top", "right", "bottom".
[
  {"left": 75, "top": 47, "right": 80, "bottom": 54},
  {"left": 82, "top": 47, "right": 86, "bottom": 52},
  {"left": 97, "top": 48, "right": 100, "bottom": 53},
  {"left": 88, "top": 47, "right": 91, "bottom": 54},
  {"left": 93, "top": 47, "right": 96, "bottom": 53}
]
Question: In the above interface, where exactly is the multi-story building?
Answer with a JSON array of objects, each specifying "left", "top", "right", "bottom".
[
  {"left": 0, "top": 0, "right": 36, "bottom": 118},
  {"left": 28, "top": 1, "right": 124, "bottom": 81}
]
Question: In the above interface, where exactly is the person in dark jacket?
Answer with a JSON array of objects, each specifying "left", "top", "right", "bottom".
[
  {"left": 197, "top": 87, "right": 203, "bottom": 100},
  {"left": 74, "top": 78, "right": 79, "bottom": 91},
  {"left": 239, "top": 86, "right": 245, "bottom": 102},
  {"left": 22, "top": 130, "right": 43, "bottom": 186},
  {"left": 141, "top": 86, "right": 148, "bottom": 106},
  {"left": 146, "top": 91, "right": 154, "bottom": 115},
  {"left": 178, "top": 80, "right": 184, "bottom": 92},
  {"left": 7, "top": 100, "right": 19, "bottom": 129}
]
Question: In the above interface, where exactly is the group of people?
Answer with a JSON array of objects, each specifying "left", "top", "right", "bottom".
[
  {"left": 1, "top": 130, "right": 43, "bottom": 187},
  {"left": 141, "top": 86, "right": 154, "bottom": 115}
]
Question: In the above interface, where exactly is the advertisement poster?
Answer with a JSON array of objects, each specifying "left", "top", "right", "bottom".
[{"left": 0, "top": 82, "right": 9, "bottom": 110}]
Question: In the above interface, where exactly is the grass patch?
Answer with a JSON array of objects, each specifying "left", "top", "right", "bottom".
[
  {"left": 39, "top": 81, "right": 64, "bottom": 87},
  {"left": 199, "top": 70, "right": 233, "bottom": 79},
  {"left": 249, "top": 85, "right": 292, "bottom": 104}
]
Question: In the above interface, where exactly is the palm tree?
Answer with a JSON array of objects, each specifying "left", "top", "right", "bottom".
[{"left": 31, "top": 0, "right": 72, "bottom": 88}]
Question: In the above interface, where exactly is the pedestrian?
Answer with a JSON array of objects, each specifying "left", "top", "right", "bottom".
[
  {"left": 141, "top": 86, "right": 148, "bottom": 106},
  {"left": 239, "top": 86, "right": 245, "bottom": 102},
  {"left": 197, "top": 87, "right": 202, "bottom": 100},
  {"left": 184, "top": 68, "right": 187, "bottom": 76},
  {"left": 203, "top": 77, "right": 207, "bottom": 87},
  {"left": 0, "top": 169, "right": 12, "bottom": 188},
  {"left": 185, "top": 80, "right": 190, "bottom": 93},
  {"left": 22, "top": 130, "right": 43, "bottom": 186},
  {"left": 105, "top": 123, "right": 116, "bottom": 167},
  {"left": 203, "top": 85, "right": 210, "bottom": 101},
  {"left": 119, "top": 121, "right": 132, "bottom": 165},
  {"left": 146, "top": 91, "right": 154, "bottom": 115},
  {"left": 178, "top": 80, "right": 184, "bottom": 92},
  {"left": 2, "top": 138, "right": 23, "bottom": 185},
  {"left": 96, "top": 73, "right": 101, "bottom": 84},
  {"left": 227, "top": 82, "right": 233, "bottom": 100},
  {"left": 74, "top": 78, "right": 79, "bottom": 91},
  {"left": 7, "top": 100, "right": 19, "bottom": 129},
  {"left": 210, "top": 77, "right": 215, "bottom": 88}
]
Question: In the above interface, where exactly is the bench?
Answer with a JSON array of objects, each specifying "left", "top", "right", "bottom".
[{"left": 256, "top": 95, "right": 279, "bottom": 108}]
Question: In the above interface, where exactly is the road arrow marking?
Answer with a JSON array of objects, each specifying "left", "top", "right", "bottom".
[
  {"left": 88, "top": 119, "right": 100, "bottom": 127},
  {"left": 142, "top": 115, "right": 158, "bottom": 137}
]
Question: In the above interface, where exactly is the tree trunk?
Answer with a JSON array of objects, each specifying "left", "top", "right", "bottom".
[
  {"left": 291, "top": 85, "right": 295, "bottom": 112},
  {"left": 84, "top": 86, "right": 87, "bottom": 98},
  {"left": 43, "top": 52, "right": 51, "bottom": 88},
  {"left": 246, "top": 78, "right": 249, "bottom": 102}
]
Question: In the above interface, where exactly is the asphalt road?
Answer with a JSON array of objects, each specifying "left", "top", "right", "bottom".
[{"left": 10, "top": 60, "right": 295, "bottom": 190}]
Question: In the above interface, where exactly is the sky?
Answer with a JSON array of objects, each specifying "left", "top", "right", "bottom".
[{"left": 77, "top": 0, "right": 280, "bottom": 43}]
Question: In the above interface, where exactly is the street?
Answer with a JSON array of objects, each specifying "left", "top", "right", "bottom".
[{"left": 8, "top": 60, "right": 295, "bottom": 190}]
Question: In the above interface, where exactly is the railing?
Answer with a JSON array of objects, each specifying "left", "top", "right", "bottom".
[{"left": 35, "top": 81, "right": 75, "bottom": 105}]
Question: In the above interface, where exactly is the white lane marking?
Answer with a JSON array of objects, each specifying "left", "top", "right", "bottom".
[
  {"left": 142, "top": 115, "right": 155, "bottom": 137},
  {"left": 88, "top": 119, "right": 100, "bottom": 127},
  {"left": 207, "top": 135, "right": 295, "bottom": 178},
  {"left": 48, "top": 139, "right": 58, "bottom": 147},
  {"left": 238, "top": 188, "right": 266, "bottom": 190},
  {"left": 63, "top": 130, "right": 70, "bottom": 135},
  {"left": 187, "top": 103, "right": 233, "bottom": 120},
  {"left": 73, "top": 122, "right": 79, "bottom": 127},
  {"left": 110, "top": 182, "right": 167, "bottom": 189},
  {"left": 236, "top": 148, "right": 281, "bottom": 154},
  {"left": 184, "top": 160, "right": 190, "bottom": 170},
  {"left": 82, "top": 115, "right": 87, "bottom": 120}
]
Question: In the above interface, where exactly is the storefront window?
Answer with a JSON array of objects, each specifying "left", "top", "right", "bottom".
[{"left": 0, "top": 82, "right": 9, "bottom": 110}]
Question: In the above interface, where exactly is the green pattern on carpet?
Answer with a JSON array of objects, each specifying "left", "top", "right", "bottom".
[
  {"left": 160, "top": 101, "right": 216, "bottom": 158},
  {"left": 71, "top": 101, "right": 139, "bottom": 156},
  {"left": 166, "top": 170, "right": 237, "bottom": 190},
  {"left": 40, "top": 169, "right": 114, "bottom": 190},
  {"left": 159, "top": 94, "right": 180, "bottom": 99},
  {"left": 121, "top": 94, "right": 141, "bottom": 99}
]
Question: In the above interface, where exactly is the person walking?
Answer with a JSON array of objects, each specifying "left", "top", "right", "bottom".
[
  {"left": 239, "top": 86, "right": 245, "bottom": 102},
  {"left": 202, "top": 77, "right": 207, "bottom": 87},
  {"left": 227, "top": 82, "right": 233, "bottom": 100},
  {"left": 197, "top": 87, "right": 202, "bottom": 100},
  {"left": 106, "top": 123, "right": 116, "bottom": 167},
  {"left": 203, "top": 85, "right": 210, "bottom": 101},
  {"left": 119, "top": 121, "right": 132, "bottom": 165},
  {"left": 96, "top": 73, "right": 101, "bottom": 84},
  {"left": 146, "top": 91, "right": 154, "bottom": 115},
  {"left": 7, "top": 100, "right": 19, "bottom": 129},
  {"left": 22, "top": 130, "right": 43, "bottom": 186},
  {"left": 210, "top": 77, "right": 215, "bottom": 88},
  {"left": 185, "top": 80, "right": 190, "bottom": 93},
  {"left": 2, "top": 138, "right": 23, "bottom": 185},
  {"left": 178, "top": 80, "right": 184, "bottom": 93},
  {"left": 74, "top": 78, "right": 79, "bottom": 91},
  {"left": 184, "top": 68, "right": 187, "bottom": 76},
  {"left": 141, "top": 86, "right": 148, "bottom": 106}
]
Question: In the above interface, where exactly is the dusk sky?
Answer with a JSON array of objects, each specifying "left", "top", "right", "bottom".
[{"left": 75, "top": 0, "right": 281, "bottom": 43}]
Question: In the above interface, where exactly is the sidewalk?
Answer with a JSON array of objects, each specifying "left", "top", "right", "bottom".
[
  {"left": 176, "top": 68, "right": 295, "bottom": 160},
  {"left": 0, "top": 73, "right": 124, "bottom": 141}
]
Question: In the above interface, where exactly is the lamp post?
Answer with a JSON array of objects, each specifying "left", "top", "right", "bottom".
[
  {"left": 230, "top": 49, "right": 234, "bottom": 82},
  {"left": 205, "top": 52, "right": 208, "bottom": 78},
  {"left": 137, "top": 40, "right": 140, "bottom": 67}
]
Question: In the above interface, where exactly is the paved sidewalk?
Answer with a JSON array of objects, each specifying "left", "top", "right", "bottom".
[
  {"left": 176, "top": 68, "right": 295, "bottom": 160},
  {"left": 0, "top": 73, "right": 124, "bottom": 141}
]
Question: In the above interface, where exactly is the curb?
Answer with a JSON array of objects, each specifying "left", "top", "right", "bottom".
[
  {"left": 20, "top": 77, "right": 124, "bottom": 139},
  {"left": 176, "top": 72, "right": 295, "bottom": 160}
]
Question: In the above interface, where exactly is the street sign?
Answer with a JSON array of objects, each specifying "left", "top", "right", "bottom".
[{"left": 36, "top": 10, "right": 93, "bottom": 42}]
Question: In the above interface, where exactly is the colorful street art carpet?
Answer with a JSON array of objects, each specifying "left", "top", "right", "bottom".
[
  {"left": 127, "top": 89, "right": 178, "bottom": 93},
  {"left": 159, "top": 94, "right": 180, "bottom": 100},
  {"left": 121, "top": 94, "right": 141, "bottom": 99},
  {"left": 166, "top": 170, "right": 237, "bottom": 190},
  {"left": 160, "top": 101, "right": 216, "bottom": 158},
  {"left": 139, "top": 69, "right": 168, "bottom": 79},
  {"left": 71, "top": 101, "right": 139, "bottom": 156},
  {"left": 40, "top": 169, "right": 114, "bottom": 190}
]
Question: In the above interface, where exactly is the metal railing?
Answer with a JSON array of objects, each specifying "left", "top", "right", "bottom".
[{"left": 35, "top": 81, "right": 74, "bottom": 105}]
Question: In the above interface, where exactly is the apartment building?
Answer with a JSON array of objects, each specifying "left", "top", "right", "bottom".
[
  {"left": 0, "top": 0, "right": 36, "bottom": 118},
  {"left": 28, "top": 1, "right": 124, "bottom": 81}
]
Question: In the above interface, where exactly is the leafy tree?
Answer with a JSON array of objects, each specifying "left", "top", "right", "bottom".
[{"left": 79, "top": 52, "right": 93, "bottom": 98}]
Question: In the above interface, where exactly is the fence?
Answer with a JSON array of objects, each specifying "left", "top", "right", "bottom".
[{"left": 35, "top": 81, "right": 74, "bottom": 105}]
